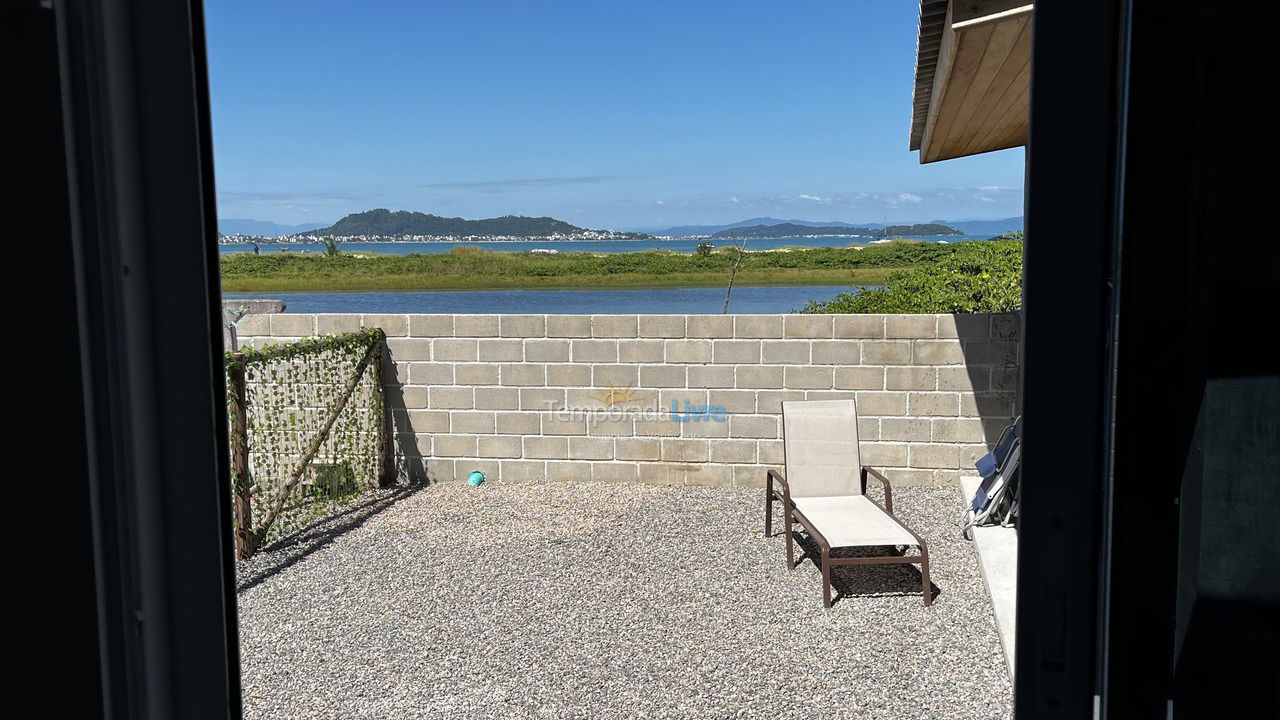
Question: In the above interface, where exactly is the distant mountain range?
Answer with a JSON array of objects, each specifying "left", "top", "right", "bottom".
[
  {"left": 710, "top": 222, "right": 961, "bottom": 239},
  {"left": 289, "top": 209, "right": 649, "bottom": 239},
  {"left": 643, "top": 215, "right": 1022, "bottom": 237},
  {"left": 219, "top": 219, "right": 329, "bottom": 237}
]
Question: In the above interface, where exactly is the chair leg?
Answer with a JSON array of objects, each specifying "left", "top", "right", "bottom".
[
  {"left": 821, "top": 546, "right": 832, "bottom": 608},
  {"left": 920, "top": 544, "right": 933, "bottom": 607},
  {"left": 763, "top": 482, "right": 772, "bottom": 538},
  {"left": 784, "top": 508, "right": 795, "bottom": 569}
]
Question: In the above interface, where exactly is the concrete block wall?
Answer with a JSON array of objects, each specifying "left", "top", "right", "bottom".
[{"left": 235, "top": 312, "right": 1019, "bottom": 487}]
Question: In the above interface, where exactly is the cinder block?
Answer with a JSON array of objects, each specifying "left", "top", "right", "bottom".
[
  {"left": 478, "top": 339, "right": 523, "bottom": 362},
  {"left": 639, "top": 365, "right": 686, "bottom": 388},
  {"left": 834, "top": 315, "right": 885, "bottom": 339},
  {"left": 883, "top": 468, "right": 936, "bottom": 486},
  {"left": 454, "top": 315, "right": 499, "bottom": 337},
  {"left": 661, "top": 438, "right": 709, "bottom": 462},
  {"left": 638, "top": 315, "right": 685, "bottom": 338},
  {"left": 835, "top": 366, "right": 884, "bottom": 390},
  {"left": 546, "top": 364, "right": 592, "bottom": 387},
  {"left": 861, "top": 341, "right": 912, "bottom": 365},
  {"left": 450, "top": 411, "right": 495, "bottom": 434},
  {"left": 361, "top": 314, "right": 407, "bottom": 336},
  {"left": 615, "top": 438, "right": 661, "bottom": 461},
  {"left": 712, "top": 340, "right": 761, "bottom": 364},
  {"left": 683, "top": 464, "right": 734, "bottom": 487},
  {"left": 571, "top": 339, "right": 618, "bottom": 363},
  {"left": 475, "top": 387, "right": 520, "bottom": 410},
  {"left": 758, "top": 440, "right": 784, "bottom": 464},
  {"left": 424, "top": 458, "right": 456, "bottom": 483},
  {"left": 931, "top": 417, "right": 986, "bottom": 443},
  {"left": 234, "top": 313, "right": 271, "bottom": 336},
  {"left": 908, "top": 392, "right": 961, "bottom": 417},
  {"left": 680, "top": 418, "right": 731, "bottom": 438},
  {"left": 732, "top": 464, "right": 770, "bottom": 488},
  {"left": 991, "top": 312, "right": 1021, "bottom": 339},
  {"left": 886, "top": 367, "right": 938, "bottom": 391},
  {"left": 859, "top": 417, "right": 880, "bottom": 441},
  {"left": 734, "top": 315, "right": 783, "bottom": 339},
  {"left": 271, "top": 314, "right": 314, "bottom": 337},
  {"left": 665, "top": 339, "right": 712, "bottom": 364},
  {"left": 756, "top": 390, "right": 806, "bottom": 414},
  {"left": 938, "top": 366, "right": 985, "bottom": 392},
  {"left": 591, "top": 315, "right": 638, "bottom": 338},
  {"left": 634, "top": 419, "right": 681, "bottom": 437},
  {"left": 937, "top": 313, "right": 989, "bottom": 340},
  {"left": 546, "top": 315, "right": 592, "bottom": 338},
  {"left": 524, "top": 436, "right": 568, "bottom": 459},
  {"left": 636, "top": 463, "right": 686, "bottom": 485},
  {"left": 962, "top": 341, "right": 1019, "bottom": 367},
  {"left": 881, "top": 417, "right": 932, "bottom": 442},
  {"left": 909, "top": 443, "right": 960, "bottom": 469},
  {"left": 588, "top": 418, "right": 634, "bottom": 437},
  {"left": 855, "top": 391, "right": 908, "bottom": 416},
  {"left": 960, "top": 392, "right": 1015, "bottom": 417},
  {"left": 429, "top": 387, "right": 473, "bottom": 410},
  {"left": 478, "top": 435, "right": 522, "bottom": 459},
  {"left": 569, "top": 436, "right": 614, "bottom": 460},
  {"left": 660, "top": 389, "right": 707, "bottom": 408},
  {"left": 519, "top": 388, "right": 565, "bottom": 411},
  {"left": 784, "top": 315, "right": 833, "bottom": 339},
  {"left": 886, "top": 314, "right": 937, "bottom": 339},
  {"left": 542, "top": 416, "right": 588, "bottom": 436},
  {"left": 394, "top": 386, "right": 428, "bottom": 408},
  {"left": 499, "top": 363, "right": 546, "bottom": 386},
  {"left": 731, "top": 415, "right": 779, "bottom": 439},
  {"left": 710, "top": 439, "right": 757, "bottom": 464},
  {"left": 387, "top": 338, "right": 432, "bottom": 361},
  {"left": 687, "top": 315, "right": 734, "bottom": 338},
  {"left": 593, "top": 462, "right": 639, "bottom": 483},
  {"left": 687, "top": 365, "right": 735, "bottom": 388},
  {"left": 524, "top": 339, "right": 570, "bottom": 362},
  {"left": 618, "top": 339, "right": 664, "bottom": 363},
  {"left": 912, "top": 340, "right": 965, "bottom": 365},
  {"left": 406, "top": 410, "right": 449, "bottom": 433},
  {"left": 433, "top": 338, "right": 478, "bottom": 362},
  {"left": 810, "top": 340, "right": 861, "bottom": 365},
  {"left": 384, "top": 361, "right": 410, "bottom": 385},
  {"left": 784, "top": 366, "right": 833, "bottom": 390},
  {"left": 454, "top": 363, "right": 500, "bottom": 386},
  {"left": 805, "top": 390, "right": 856, "bottom": 402},
  {"left": 736, "top": 365, "right": 784, "bottom": 389},
  {"left": 499, "top": 315, "right": 546, "bottom": 338},
  {"left": 761, "top": 340, "right": 809, "bottom": 365},
  {"left": 433, "top": 435, "right": 477, "bottom": 457},
  {"left": 500, "top": 460, "right": 546, "bottom": 482},
  {"left": 316, "top": 314, "right": 361, "bottom": 335},
  {"left": 497, "top": 412, "right": 541, "bottom": 435},
  {"left": 545, "top": 461, "right": 585, "bottom": 482},
  {"left": 409, "top": 315, "right": 453, "bottom": 337},
  {"left": 408, "top": 363, "right": 452, "bottom": 386},
  {"left": 706, "top": 389, "right": 757, "bottom": 414},
  {"left": 592, "top": 364, "right": 640, "bottom": 388},
  {"left": 990, "top": 367, "right": 1018, "bottom": 392}
]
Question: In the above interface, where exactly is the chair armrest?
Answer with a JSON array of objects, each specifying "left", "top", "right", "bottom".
[
  {"left": 766, "top": 467, "right": 787, "bottom": 489},
  {"left": 862, "top": 465, "right": 894, "bottom": 514}
]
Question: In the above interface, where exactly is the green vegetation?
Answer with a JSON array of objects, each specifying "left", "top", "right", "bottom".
[
  {"left": 799, "top": 236, "right": 1023, "bottom": 314},
  {"left": 711, "top": 222, "right": 961, "bottom": 239},
  {"left": 307, "top": 208, "right": 648, "bottom": 238},
  {"left": 220, "top": 241, "right": 959, "bottom": 292}
]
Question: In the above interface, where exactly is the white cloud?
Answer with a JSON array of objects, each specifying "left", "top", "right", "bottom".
[
  {"left": 797, "top": 194, "right": 826, "bottom": 202},
  {"left": 894, "top": 193, "right": 924, "bottom": 204}
]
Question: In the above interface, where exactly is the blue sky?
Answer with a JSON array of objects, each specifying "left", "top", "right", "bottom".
[{"left": 206, "top": 0, "right": 1024, "bottom": 230}]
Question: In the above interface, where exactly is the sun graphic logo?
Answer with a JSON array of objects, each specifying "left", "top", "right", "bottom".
[{"left": 591, "top": 384, "right": 640, "bottom": 406}]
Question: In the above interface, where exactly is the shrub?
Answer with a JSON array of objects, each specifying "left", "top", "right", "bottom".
[{"left": 799, "top": 239, "right": 1023, "bottom": 314}]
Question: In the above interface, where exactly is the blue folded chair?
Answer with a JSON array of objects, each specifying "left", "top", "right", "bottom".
[{"left": 962, "top": 416, "right": 1022, "bottom": 539}]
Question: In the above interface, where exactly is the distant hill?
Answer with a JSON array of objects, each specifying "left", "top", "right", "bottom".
[
  {"left": 931, "top": 216, "right": 1023, "bottom": 236},
  {"left": 649, "top": 217, "right": 861, "bottom": 236},
  {"left": 305, "top": 209, "right": 622, "bottom": 238},
  {"left": 219, "top": 219, "right": 329, "bottom": 237},
  {"left": 711, "top": 222, "right": 961, "bottom": 239}
]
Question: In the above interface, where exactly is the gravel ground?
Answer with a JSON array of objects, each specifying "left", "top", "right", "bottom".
[{"left": 237, "top": 481, "right": 1012, "bottom": 719}]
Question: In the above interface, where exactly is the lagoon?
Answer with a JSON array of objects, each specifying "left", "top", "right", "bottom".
[{"left": 223, "top": 284, "right": 862, "bottom": 315}]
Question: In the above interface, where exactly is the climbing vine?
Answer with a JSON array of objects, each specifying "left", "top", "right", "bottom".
[{"left": 226, "top": 328, "right": 388, "bottom": 558}]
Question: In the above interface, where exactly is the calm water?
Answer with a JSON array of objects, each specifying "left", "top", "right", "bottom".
[
  {"left": 218, "top": 235, "right": 987, "bottom": 256},
  {"left": 223, "top": 285, "right": 864, "bottom": 314}
]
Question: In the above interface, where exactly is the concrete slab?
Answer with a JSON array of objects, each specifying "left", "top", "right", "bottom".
[{"left": 961, "top": 475, "right": 1018, "bottom": 681}]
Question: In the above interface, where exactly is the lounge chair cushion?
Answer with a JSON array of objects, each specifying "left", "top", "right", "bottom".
[{"left": 792, "top": 495, "right": 917, "bottom": 548}]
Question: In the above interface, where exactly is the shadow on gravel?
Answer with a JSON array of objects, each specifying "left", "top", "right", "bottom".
[
  {"left": 236, "top": 483, "right": 426, "bottom": 593},
  {"left": 789, "top": 531, "right": 940, "bottom": 605}
]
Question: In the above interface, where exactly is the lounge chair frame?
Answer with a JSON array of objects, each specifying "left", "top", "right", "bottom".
[{"left": 765, "top": 466, "right": 933, "bottom": 608}]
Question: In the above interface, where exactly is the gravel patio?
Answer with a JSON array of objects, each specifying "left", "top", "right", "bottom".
[{"left": 236, "top": 481, "right": 1012, "bottom": 719}]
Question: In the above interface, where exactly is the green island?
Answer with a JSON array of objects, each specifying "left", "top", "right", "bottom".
[{"left": 221, "top": 240, "right": 970, "bottom": 293}]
